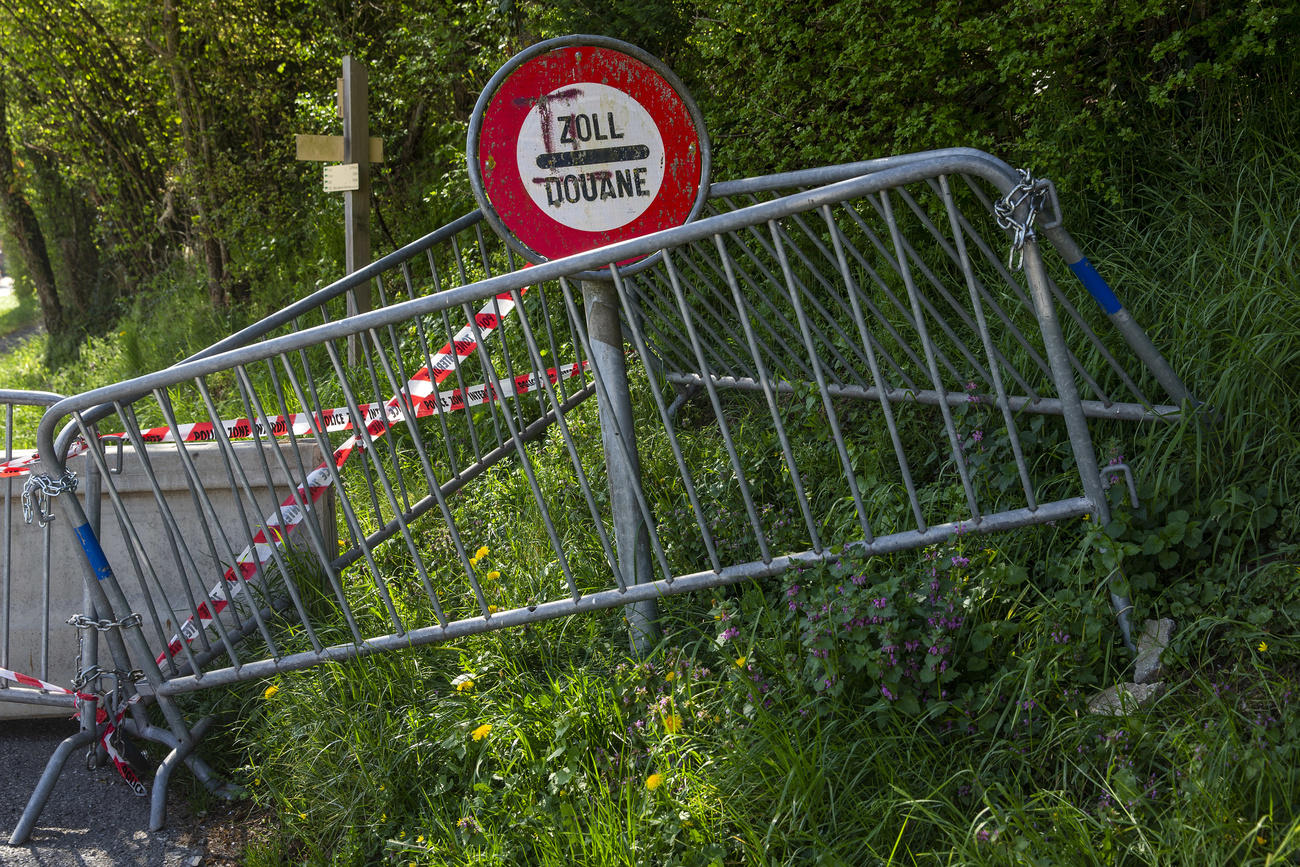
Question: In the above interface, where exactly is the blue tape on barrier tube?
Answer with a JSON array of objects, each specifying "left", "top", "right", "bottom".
[
  {"left": 1069, "top": 258, "right": 1123, "bottom": 315},
  {"left": 74, "top": 522, "right": 113, "bottom": 582}
]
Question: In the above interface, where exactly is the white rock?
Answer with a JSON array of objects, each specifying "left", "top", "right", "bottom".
[
  {"left": 1087, "top": 681, "right": 1166, "bottom": 716},
  {"left": 1133, "top": 618, "right": 1175, "bottom": 684}
]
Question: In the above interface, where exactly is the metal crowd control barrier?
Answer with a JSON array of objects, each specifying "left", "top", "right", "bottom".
[
  {"left": 9, "top": 148, "right": 1194, "bottom": 842},
  {"left": 1, "top": 390, "right": 74, "bottom": 715}
]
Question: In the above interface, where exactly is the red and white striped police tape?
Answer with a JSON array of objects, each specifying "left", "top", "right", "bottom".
[
  {"left": 0, "top": 666, "right": 146, "bottom": 796},
  {"left": 155, "top": 289, "right": 592, "bottom": 663}
]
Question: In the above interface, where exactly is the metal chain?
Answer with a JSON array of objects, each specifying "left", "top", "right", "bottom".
[
  {"left": 67, "top": 612, "right": 143, "bottom": 633},
  {"left": 68, "top": 612, "right": 145, "bottom": 692},
  {"left": 21, "top": 470, "right": 78, "bottom": 527},
  {"left": 993, "top": 168, "right": 1052, "bottom": 271}
]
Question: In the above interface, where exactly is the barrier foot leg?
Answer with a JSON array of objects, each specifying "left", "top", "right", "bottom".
[
  {"left": 8, "top": 729, "right": 97, "bottom": 846},
  {"left": 146, "top": 716, "right": 215, "bottom": 832},
  {"left": 1111, "top": 590, "right": 1137, "bottom": 654}
]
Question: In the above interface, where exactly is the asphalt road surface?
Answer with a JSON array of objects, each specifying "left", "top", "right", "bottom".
[{"left": 0, "top": 717, "right": 206, "bottom": 866}]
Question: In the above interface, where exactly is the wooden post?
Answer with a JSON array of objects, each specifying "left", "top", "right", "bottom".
[
  {"left": 294, "top": 56, "right": 384, "bottom": 365},
  {"left": 341, "top": 56, "right": 370, "bottom": 364}
]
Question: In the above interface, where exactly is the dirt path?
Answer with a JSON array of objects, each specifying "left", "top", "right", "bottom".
[
  {"left": 0, "top": 320, "right": 43, "bottom": 356},
  {"left": 0, "top": 718, "right": 207, "bottom": 866}
]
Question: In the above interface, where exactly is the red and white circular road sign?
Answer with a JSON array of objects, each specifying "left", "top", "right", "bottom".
[{"left": 468, "top": 36, "right": 710, "bottom": 273}]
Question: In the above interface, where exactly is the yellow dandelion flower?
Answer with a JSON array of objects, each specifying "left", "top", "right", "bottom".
[
  {"left": 645, "top": 773, "right": 663, "bottom": 790},
  {"left": 485, "top": 570, "right": 501, "bottom": 582},
  {"left": 1257, "top": 835, "right": 1268, "bottom": 845},
  {"left": 475, "top": 545, "right": 489, "bottom": 561},
  {"left": 662, "top": 713, "right": 682, "bottom": 733},
  {"left": 735, "top": 656, "right": 747, "bottom": 668},
  {"left": 298, "top": 812, "right": 306, "bottom": 819},
  {"left": 472, "top": 723, "right": 492, "bottom": 741},
  {"left": 381, "top": 813, "right": 387, "bottom": 822},
  {"left": 263, "top": 684, "right": 279, "bottom": 699},
  {"left": 456, "top": 678, "right": 475, "bottom": 692},
  {"left": 1258, "top": 640, "right": 1269, "bottom": 652},
  {"left": 487, "top": 605, "right": 498, "bottom": 614},
  {"left": 417, "top": 835, "right": 425, "bottom": 844},
  {"left": 665, "top": 671, "right": 676, "bottom": 682}
]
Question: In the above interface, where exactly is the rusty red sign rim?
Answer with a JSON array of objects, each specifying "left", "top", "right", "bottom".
[{"left": 468, "top": 35, "right": 711, "bottom": 278}]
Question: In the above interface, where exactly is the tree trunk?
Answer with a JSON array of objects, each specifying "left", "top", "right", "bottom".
[
  {"left": 0, "top": 72, "right": 63, "bottom": 334},
  {"left": 160, "top": 0, "right": 226, "bottom": 308}
]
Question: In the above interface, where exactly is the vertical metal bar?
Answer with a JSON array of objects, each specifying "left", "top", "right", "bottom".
[
  {"left": 2, "top": 403, "right": 11, "bottom": 670},
  {"left": 78, "top": 450, "right": 103, "bottom": 744},
  {"left": 504, "top": 286, "right": 626, "bottom": 589},
  {"left": 821, "top": 206, "right": 928, "bottom": 531},
  {"left": 239, "top": 364, "right": 366, "bottom": 641},
  {"left": 1021, "top": 240, "right": 1109, "bottom": 520},
  {"left": 1020, "top": 237, "right": 1132, "bottom": 650},
  {"left": 660, "top": 255, "right": 773, "bottom": 564},
  {"left": 879, "top": 190, "right": 982, "bottom": 520},
  {"left": 611, "top": 267, "right": 724, "bottom": 574},
  {"left": 938, "top": 176, "right": 1038, "bottom": 509},
  {"left": 716, "top": 233, "right": 824, "bottom": 548},
  {"left": 768, "top": 221, "right": 872, "bottom": 545},
  {"left": 579, "top": 277, "right": 658, "bottom": 651},
  {"left": 460, "top": 292, "right": 576, "bottom": 611},
  {"left": 40, "top": 483, "right": 50, "bottom": 679}
]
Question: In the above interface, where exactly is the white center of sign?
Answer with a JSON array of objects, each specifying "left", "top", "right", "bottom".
[{"left": 515, "top": 82, "right": 665, "bottom": 233}]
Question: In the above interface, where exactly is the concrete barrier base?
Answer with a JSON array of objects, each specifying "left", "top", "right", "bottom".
[{"left": 1, "top": 440, "right": 335, "bottom": 718}]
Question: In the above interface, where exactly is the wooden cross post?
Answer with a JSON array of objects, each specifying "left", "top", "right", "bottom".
[{"left": 295, "top": 55, "right": 384, "bottom": 364}]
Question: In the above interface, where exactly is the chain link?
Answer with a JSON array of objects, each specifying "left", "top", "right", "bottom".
[
  {"left": 21, "top": 470, "right": 78, "bottom": 527},
  {"left": 993, "top": 168, "right": 1052, "bottom": 271},
  {"left": 68, "top": 612, "right": 143, "bottom": 633}
]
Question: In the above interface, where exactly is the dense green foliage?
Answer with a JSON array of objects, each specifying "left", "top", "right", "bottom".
[
  {"left": 1, "top": 1, "right": 1298, "bottom": 864},
  {"left": 1, "top": 0, "right": 1294, "bottom": 358}
]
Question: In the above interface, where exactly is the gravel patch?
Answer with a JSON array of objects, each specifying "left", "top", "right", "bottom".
[{"left": 0, "top": 718, "right": 207, "bottom": 866}]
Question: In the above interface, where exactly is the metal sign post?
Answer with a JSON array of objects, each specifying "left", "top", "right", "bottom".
[
  {"left": 468, "top": 36, "right": 712, "bottom": 651},
  {"left": 295, "top": 56, "right": 384, "bottom": 364}
]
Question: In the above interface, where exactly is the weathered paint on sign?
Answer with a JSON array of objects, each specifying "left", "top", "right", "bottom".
[{"left": 469, "top": 39, "right": 707, "bottom": 268}]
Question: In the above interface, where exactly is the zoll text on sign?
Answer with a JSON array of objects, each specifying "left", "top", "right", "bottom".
[{"left": 468, "top": 36, "right": 709, "bottom": 273}]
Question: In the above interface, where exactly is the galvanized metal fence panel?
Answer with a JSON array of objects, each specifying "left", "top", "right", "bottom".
[
  {"left": 0, "top": 389, "right": 80, "bottom": 714},
  {"left": 12, "top": 148, "right": 1193, "bottom": 839}
]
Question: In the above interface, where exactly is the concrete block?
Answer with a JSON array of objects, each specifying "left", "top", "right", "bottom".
[{"left": 1, "top": 439, "right": 334, "bottom": 719}]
